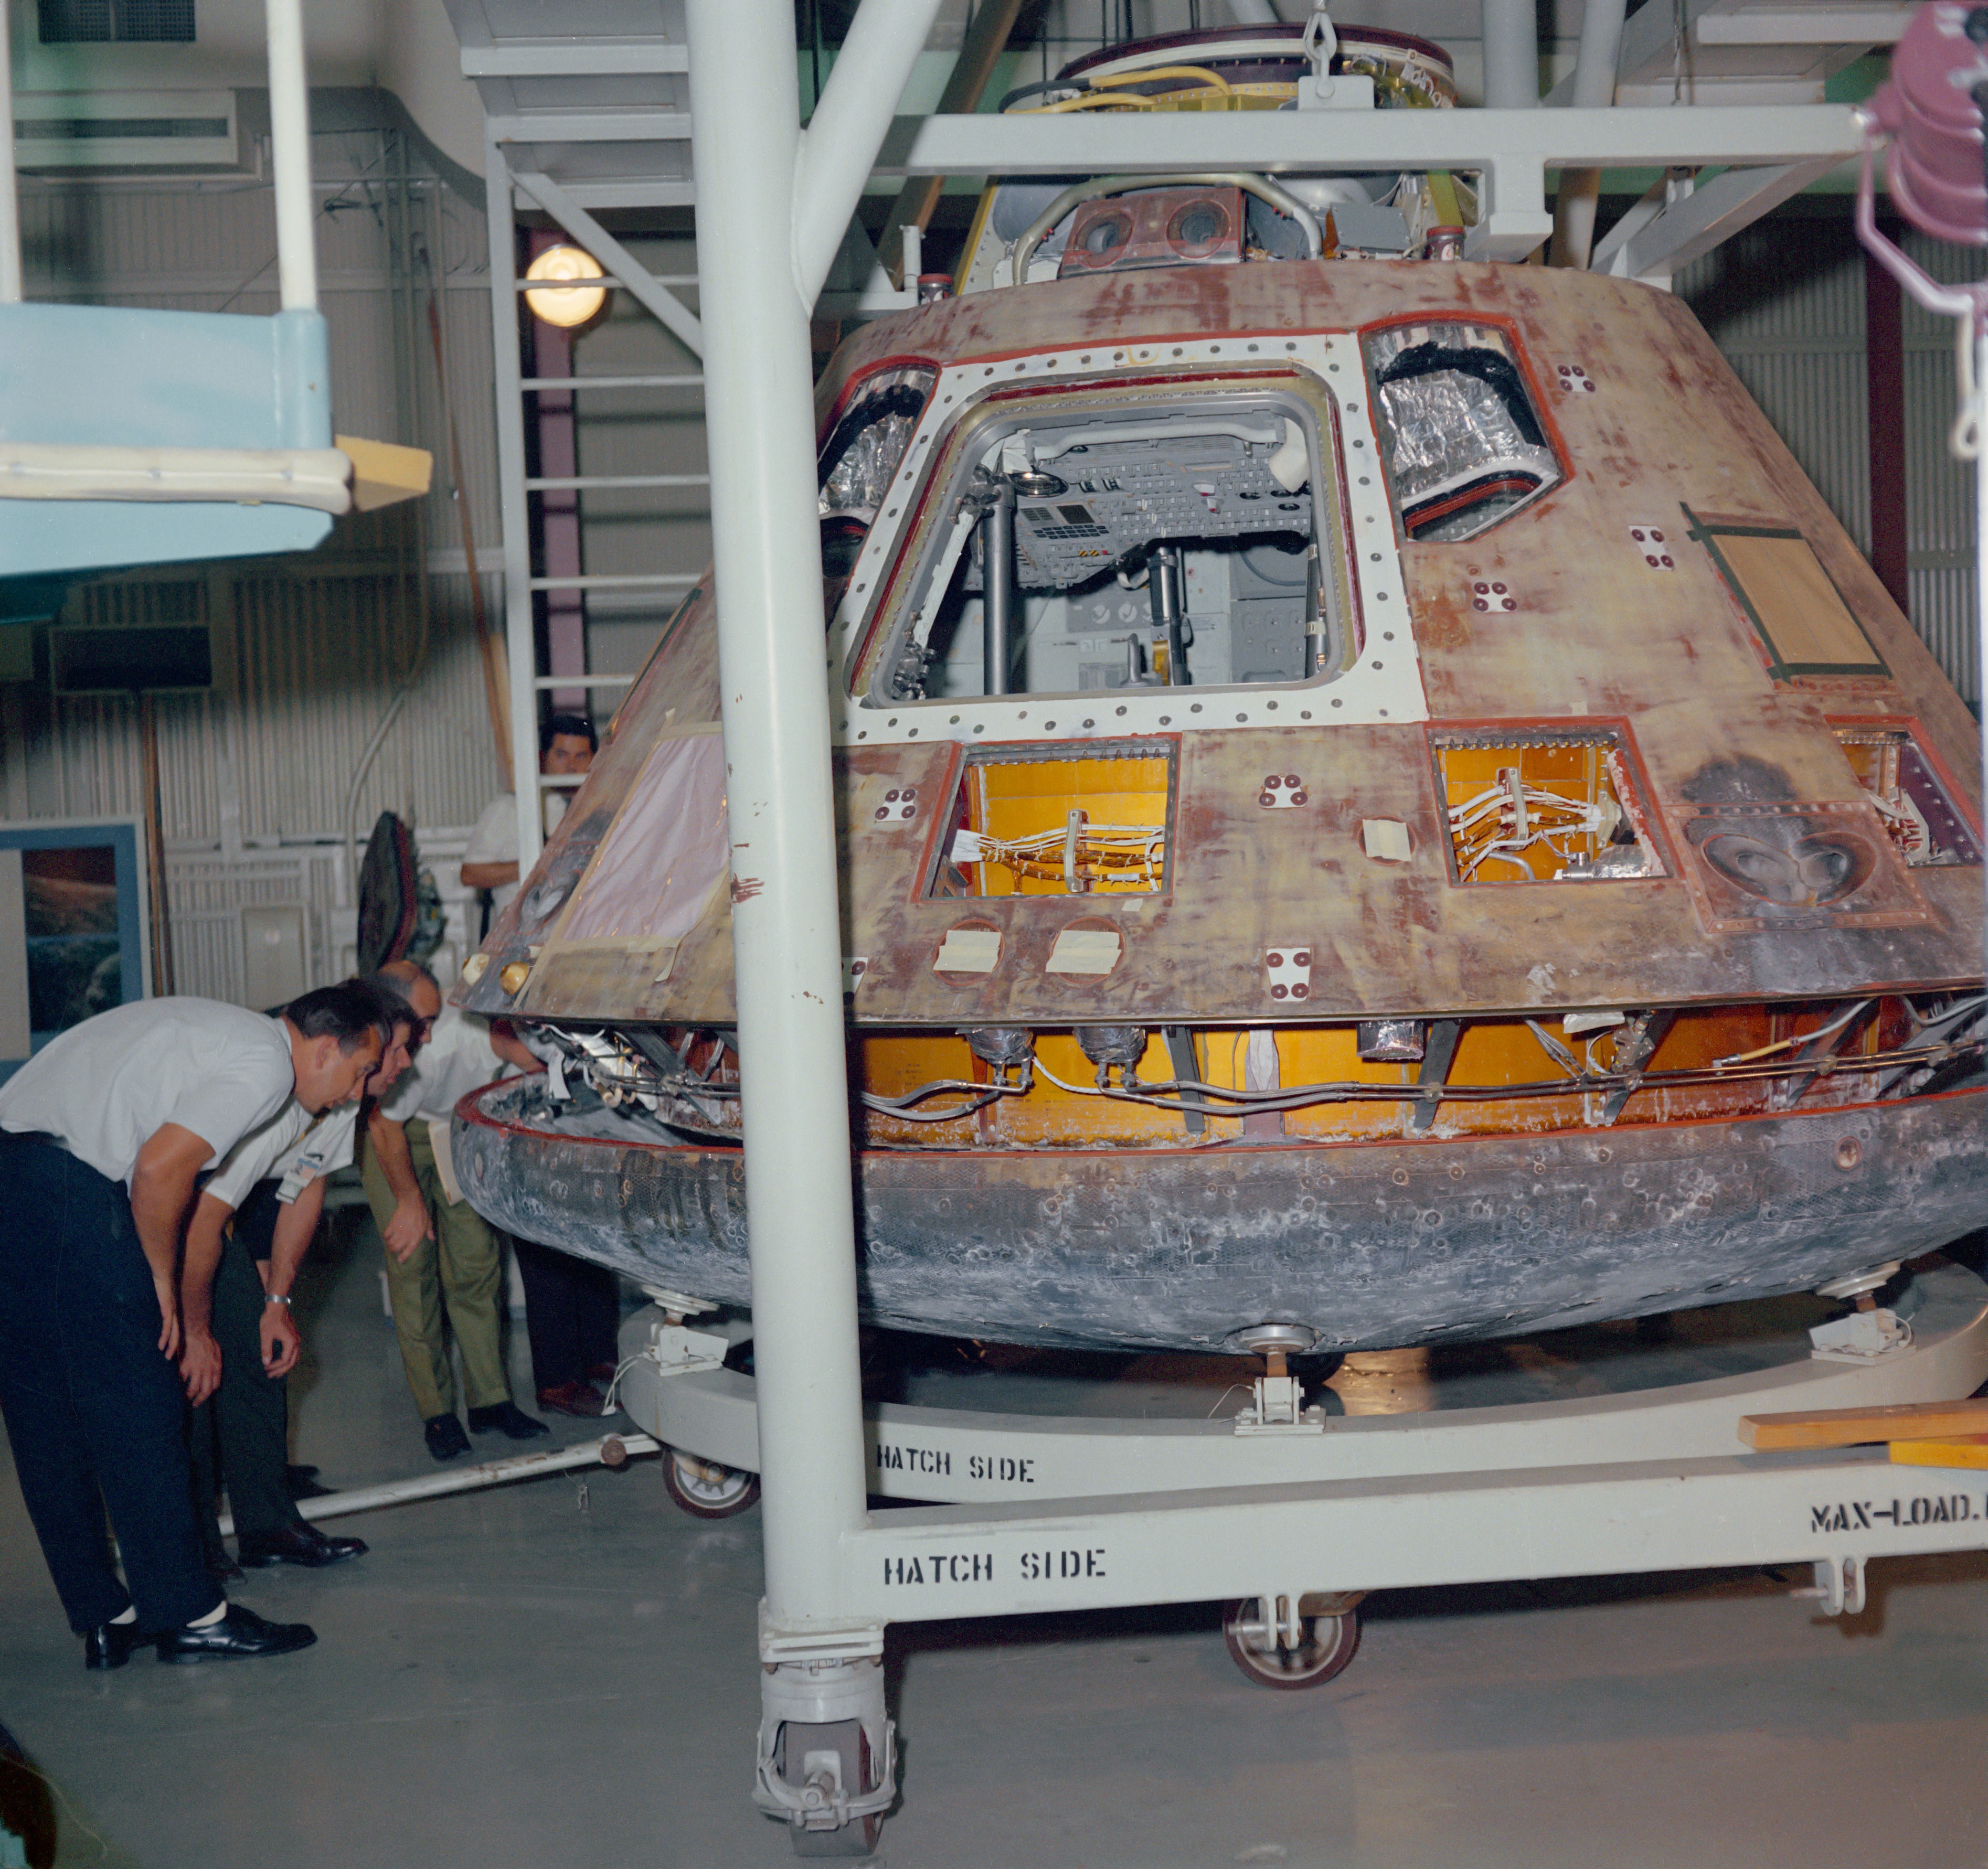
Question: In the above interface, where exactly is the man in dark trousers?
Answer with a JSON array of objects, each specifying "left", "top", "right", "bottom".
[
  {"left": 0, "top": 982, "right": 389, "bottom": 1668},
  {"left": 184, "top": 981, "right": 428, "bottom": 1572}
]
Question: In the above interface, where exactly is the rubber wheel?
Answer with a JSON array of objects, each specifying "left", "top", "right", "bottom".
[
  {"left": 777, "top": 1717, "right": 884, "bottom": 1859},
  {"left": 1222, "top": 1598, "right": 1362, "bottom": 1689},
  {"left": 660, "top": 1447, "right": 761, "bottom": 1519}
]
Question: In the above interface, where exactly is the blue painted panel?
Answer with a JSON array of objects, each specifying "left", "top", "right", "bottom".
[
  {"left": 0, "top": 819, "right": 146, "bottom": 1086},
  {"left": 0, "top": 304, "right": 335, "bottom": 578}
]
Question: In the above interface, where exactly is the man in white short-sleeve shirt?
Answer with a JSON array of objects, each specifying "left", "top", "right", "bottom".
[
  {"left": 0, "top": 983, "right": 390, "bottom": 1669},
  {"left": 1, "top": 999, "right": 296, "bottom": 1186},
  {"left": 460, "top": 712, "right": 596, "bottom": 925},
  {"left": 362, "top": 959, "right": 548, "bottom": 1460}
]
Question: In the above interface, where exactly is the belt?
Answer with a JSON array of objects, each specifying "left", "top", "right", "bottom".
[{"left": 1, "top": 1128, "right": 68, "bottom": 1153}]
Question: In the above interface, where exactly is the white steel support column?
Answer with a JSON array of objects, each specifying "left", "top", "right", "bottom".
[
  {"left": 1549, "top": 0, "right": 1627, "bottom": 269},
  {"left": 792, "top": 0, "right": 953, "bottom": 302},
  {"left": 684, "top": 0, "right": 874, "bottom": 1633},
  {"left": 264, "top": 0, "right": 318, "bottom": 311},
  {"left": 1480, "top": 0, "right": 1540, "bottom": 110},
  {"left": 0, "top": 0, "right": 20, "bottom": 305},
  {"left": 486, "top": 139, "right": 540, "bottom": 850}
]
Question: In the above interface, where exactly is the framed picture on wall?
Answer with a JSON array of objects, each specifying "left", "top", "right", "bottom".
[{"left": 0, "top": 817, "right": 151, "bottom": 1086}]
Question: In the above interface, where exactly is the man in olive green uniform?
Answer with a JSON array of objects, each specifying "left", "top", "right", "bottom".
[{"left": 360, "top": 960, "right": 546, "bottom": 1461}]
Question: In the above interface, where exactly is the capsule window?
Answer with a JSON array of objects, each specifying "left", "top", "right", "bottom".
[
  {"left": 819, "top": 364, "right": 937, "bottom": 623},
  {"left": 848, "top": 373, "right": 1356, "bottom": 706},
  {"left": 1364, "top": 321, "right": 1562, "bottom": 542}
]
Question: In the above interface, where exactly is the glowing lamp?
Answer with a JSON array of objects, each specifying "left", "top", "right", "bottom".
[{"left": 524, "top": 245, "right": 608, "bottom": 329}]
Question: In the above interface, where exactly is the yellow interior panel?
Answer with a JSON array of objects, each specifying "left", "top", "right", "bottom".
[
  {"left": 951, "top": 751, "right": 1172, "bottom": 897},
  {"left": 1435, "top": 738, "right": 1626, "bottom": 884}
]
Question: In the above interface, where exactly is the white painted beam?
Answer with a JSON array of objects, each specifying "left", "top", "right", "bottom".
[
  {"left": 873, "top": 102, "right": 1864, "bottom": 176},
  {"left": 833, "top": 1449, "right": 1988, "bottom": 1625},
  {"left": 792, "top": 0, "right": 952, "bottom": 305},
  {"left": 461, "top": 44, "right": 689, "bottom": 76},
  {"left": 1693, "top": 6, "right": 1912, "bottom": 42},
  {"left": 516, "top": 180, "right": 697, "bottom": 210},
  {"left": 1594, "top": 154, "right": 1841, "bottom": 282},
  {"left": 1550, "top": 0, "right": 1629, "bottom": 270},
  {"left": 487, "top": 111, "right": 692, "bottom": 143},
  {"left": 1482, "top": 0, "right": 1540, "bottom": 109}
]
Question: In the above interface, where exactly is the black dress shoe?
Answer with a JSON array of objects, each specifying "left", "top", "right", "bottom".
[
  {"left": 83, "top": 1621, "right": 142, "bottom": 1671},
  {"left": 155, "top": 1604, "right": 315, "bottom": 1664},
  {"left": 203, "top": 1545, "right": 244, "bottom": 1584},
  {"left": 286, "top": 1465, "right": 332, "bottom": 1501},
  {"left": 237, "top": 1522, "right": 368, "bottom": 1568},
  {"left": 466, "top": 1400, "right": 549, "bottom": 1441},
  {"left": 423, "top": 1413, "right": 471, "bottom": 1461}
]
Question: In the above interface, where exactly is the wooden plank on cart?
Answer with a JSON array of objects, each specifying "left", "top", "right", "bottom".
[
  {"left": 1741, "top": 1398, "right": 1988, "bottom": 1450},
  {"left": 1890, "top": 1433, "right": 1988, "bottom": 1470}
]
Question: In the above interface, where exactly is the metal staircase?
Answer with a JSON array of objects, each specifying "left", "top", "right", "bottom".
[{"left": 443, "top": 0, "right": 710, "bottom": 870}]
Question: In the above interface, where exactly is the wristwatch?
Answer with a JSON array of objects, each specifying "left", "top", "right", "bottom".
[{"left": 264, "top": 1293, "right": 293, "bottom": 1308}]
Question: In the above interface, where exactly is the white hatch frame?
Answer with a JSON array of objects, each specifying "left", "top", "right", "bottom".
[{"left": 828, "top": 332, "right": 1430, "bottom": 746}]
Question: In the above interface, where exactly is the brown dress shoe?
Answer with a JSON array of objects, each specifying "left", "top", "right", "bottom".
[{"left": 537, "top": 1380, "right": 607, "bottom": 1418}]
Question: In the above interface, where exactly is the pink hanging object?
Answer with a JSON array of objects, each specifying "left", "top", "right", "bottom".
[{"left": 1868, "top": 2, "right": 1988, "bottom": 244}]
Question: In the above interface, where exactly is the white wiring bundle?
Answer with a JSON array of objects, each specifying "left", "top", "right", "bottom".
[
  {"left": 1447, "top": 768, "right": 1621, "bottom": 881},
  {"left": 950, "top": 820, "right": 1166, "bottom": 893}
]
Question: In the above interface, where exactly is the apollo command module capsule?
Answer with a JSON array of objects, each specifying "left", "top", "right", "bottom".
[{"left": 448, "top": 23, "right": 1988, "bottom": 1360}]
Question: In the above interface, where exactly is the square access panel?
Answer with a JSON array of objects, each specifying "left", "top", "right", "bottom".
[
  {"left": 1833, "top": 719, "right": 1981, "bottom": 869},
  {"left": 1685, "top": 508, "right": 1887, "bottom": 680},
  {"left": 928, "top": 740, "right": 1177, "bottom": 899},
  {"left": 1429, "top": 723, "right": 1668, "bottom": 885}
]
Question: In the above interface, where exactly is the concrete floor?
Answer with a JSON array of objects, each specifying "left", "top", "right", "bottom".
[{"left": 6, "top": 1217, "right": 1988, "bottom": 1869}]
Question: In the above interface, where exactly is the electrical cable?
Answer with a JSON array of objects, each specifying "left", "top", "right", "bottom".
[
  {"left": 525, "top": 994, "right": 1988, "bottom": 1143},
  {"left": 1030, "top": 1037, "right": 1985, "bottom": 1118}
]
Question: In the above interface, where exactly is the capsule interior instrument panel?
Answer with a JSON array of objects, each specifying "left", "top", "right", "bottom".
[{"left": 942, "top": 407, "right": 1321, "bottom": 695}]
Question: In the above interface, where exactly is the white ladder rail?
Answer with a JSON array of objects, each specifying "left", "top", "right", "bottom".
[{"left": 476, "top": 47, "right": 711, "bottom": 861}]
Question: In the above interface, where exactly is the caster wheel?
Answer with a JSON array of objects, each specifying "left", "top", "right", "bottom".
[
  {"left": 1222, "top": 1597, "right": 1361, "bottom": 1689},
  {"left": 777, "top": 1718, "right": 884, "bottom": 1859},
  {"left": 660, "top": 1447, "right": 760, "bottom": 1519}
]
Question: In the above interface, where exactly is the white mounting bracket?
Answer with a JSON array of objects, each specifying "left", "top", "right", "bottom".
[
  {"left": 1234, "top": 1373, "right": 1326, "bottom": 1435},
  {"left": 757, "top": 1605, "right": 888, "bottom": 1662},
  {"left": 639, "top": 1284, "right": 716, "bottom": 1317},
  {"left": 1810, "top": 1308, "right": 1914, "bottom": 1362},
  {"left": 645, "top": 1318, "right": 731, "bottom": 1374}
]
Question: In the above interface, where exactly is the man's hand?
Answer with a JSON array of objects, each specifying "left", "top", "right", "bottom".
[
  {"left": 155, "top": 1273, "right": 184, "bottom": 1362},
  {"left": 260, "top": 1302, "right": 302, "bottom": 1378},
  {"left": 179, "top": 1326, "right": 221, "bottom": 1404},
  {"left": 383, "top": 1198, "right": 434, "bottom": 1263},
  {"left": 132, "top": 1123, "right": 212, "bottom": 1362}
]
